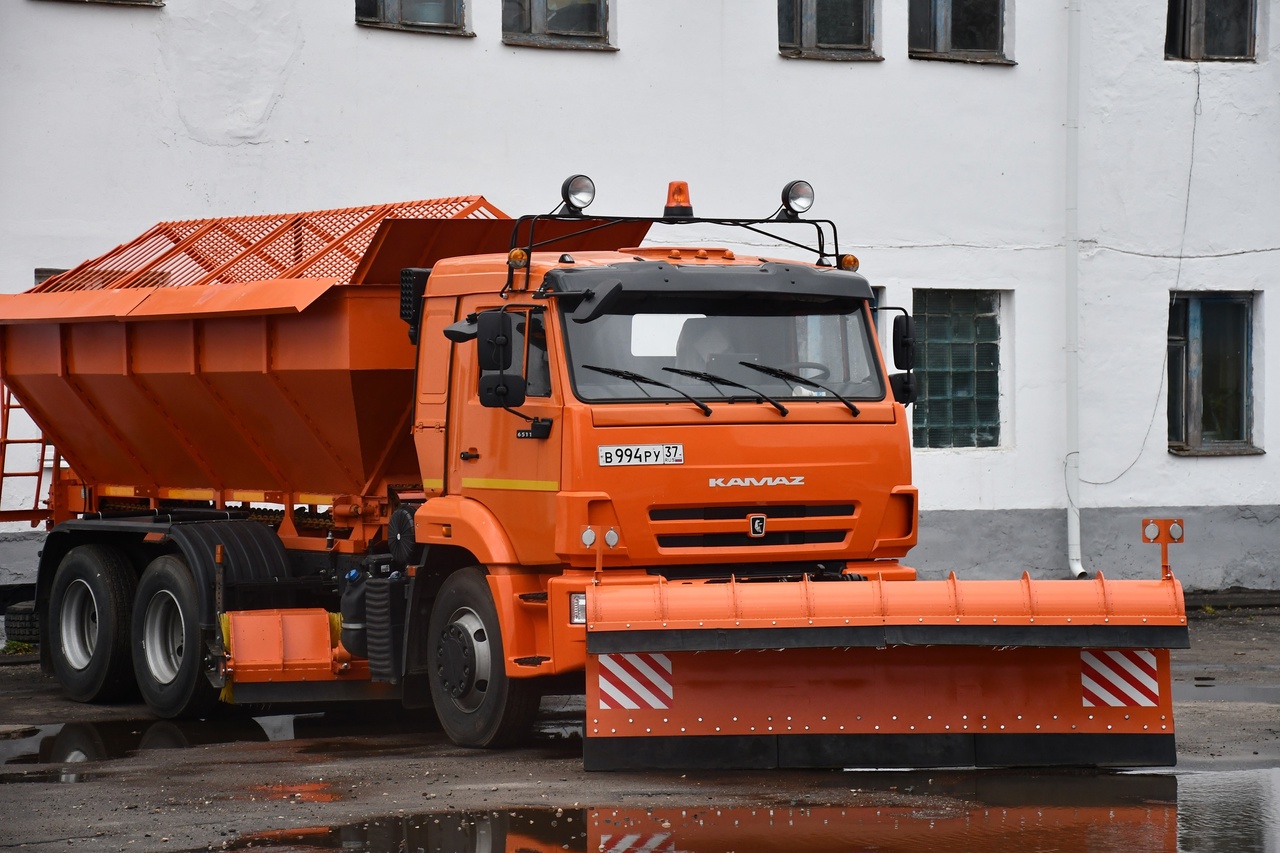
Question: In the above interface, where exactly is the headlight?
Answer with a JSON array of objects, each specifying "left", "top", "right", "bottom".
[{"left": 569, "top": 593, "right": 587, "bottom": 625}]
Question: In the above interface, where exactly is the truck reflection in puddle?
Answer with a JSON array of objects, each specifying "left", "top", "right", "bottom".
[
  {"left": 217, "top": 774, "right": 1181, "bottom": 852},
  {"left": 0, "top": 713, "right": 347, "bottom": 781},
  {"left": 0, "top": 703, "right": 579, "bottom": 783}
]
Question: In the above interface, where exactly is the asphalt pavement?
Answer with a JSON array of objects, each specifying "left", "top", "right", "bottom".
[{"left": 0, "top": 606, "right": 1276, "bottom": 851}]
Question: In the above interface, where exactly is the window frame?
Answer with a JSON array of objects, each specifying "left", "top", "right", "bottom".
[
  {"left": 1167, "top": 292, "right": 1261, "bottom": 457},
  {"left": 355, "top": 0, "right": 473, "bottom": 37},
  {"left": 908, "top": 0, "right": 1014, "bottom": 65},
  {"left": 1165, "top": 0, "right": 1257, "bottom": 61},
  {"left": 33, "top": 0, "right": 164, "bottom": 6},
  {"left": 502, "top": 0, "right": 615, "bottom": 51},
  {"left": 558, "top": 297, "right": 886, "bottom": 406},
  {"left": 778, "top": 0, "right": 881, "bottom": 62},
  {"left": 911, "top": 288, "right": 1005, "bottom": 450}
]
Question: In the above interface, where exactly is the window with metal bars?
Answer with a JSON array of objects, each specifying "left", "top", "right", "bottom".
[
  {"left": 908, "top": 0, "right": 1011, "bottom": 64},
  {"left": 778, "top": 0, "right": 879, "bottom": 60},
  {"left": 1166, "top": 0, "right": 1256, "bottom": 60},
  {"left": 911, "top": 290, "right": 1001, "bottom": 449},
  {"left": 1167, "top": 293, "right": 1259, "bottom": 455},
  {"left": 502, "top": 0, "right": 613, "bottom": 49},
  {"left": 355, "top": 0, "right": 471, "bottom": 35}
]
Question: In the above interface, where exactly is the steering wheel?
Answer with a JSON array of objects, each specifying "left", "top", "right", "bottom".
[{"left": 777, "top": 362, "right": 831, "bottom": 381}]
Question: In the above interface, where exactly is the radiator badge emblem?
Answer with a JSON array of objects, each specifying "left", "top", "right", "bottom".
[
  {"left": 748, "top": 514, "right": 767, "bottom": 537},
  {"left": 708, "top": 476, "right": 804, "bottom": 488}
]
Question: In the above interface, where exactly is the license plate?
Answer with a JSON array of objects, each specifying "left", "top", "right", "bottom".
[{"left": 598, "top": 444, "right": 684, "bottom": 466}]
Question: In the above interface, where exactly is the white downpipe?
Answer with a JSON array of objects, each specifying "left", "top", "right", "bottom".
[{"left": 1065, "top": 0, "right": 1087, "bottom": 578}]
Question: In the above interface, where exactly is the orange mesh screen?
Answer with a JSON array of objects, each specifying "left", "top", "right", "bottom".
[{"left": 35, "top": 196, "right": 507, "bottom": 293}]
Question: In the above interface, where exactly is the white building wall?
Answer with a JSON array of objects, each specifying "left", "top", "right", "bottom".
[{"left": 0, "top": 0, "right": 1276, "bottom": 587}]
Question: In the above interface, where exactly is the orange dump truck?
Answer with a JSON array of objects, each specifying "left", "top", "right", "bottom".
[{"left": 0, "top": 179, "right": 1189, "bottom": 770}]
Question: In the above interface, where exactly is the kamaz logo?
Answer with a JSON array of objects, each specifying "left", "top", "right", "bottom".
[{"left": 708, "top": 476, "right": 805, "bottom": 488}]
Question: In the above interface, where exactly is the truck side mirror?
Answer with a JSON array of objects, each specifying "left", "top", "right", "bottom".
[
  {"left": 477, "top": 311, "right": 515, "bottom": 372},
  {"left": 400, "top": 268, "right": 430, "bottom": 345},
  {"left": 890, "top": 373, "right": 917, "bottom": 406},
  {"left": 479, "top": 374, "right": 527, "bottom": 408},
  {"left": 892, "top": 315, "right": 915, "bottom": 371}
]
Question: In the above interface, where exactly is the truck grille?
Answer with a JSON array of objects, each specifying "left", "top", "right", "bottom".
[
  {"left": 650, "top": 504, "right": 855, "bottom": 521},
  {"left": 649, "top": 504, "right": 855, "bottom": 550},
  {"left": 657, "top": 531, "right": 846, "bottom": 548}
]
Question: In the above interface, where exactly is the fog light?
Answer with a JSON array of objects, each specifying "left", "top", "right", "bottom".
[{"left": 569, "top": 593, "right": 587, "bottom": 625}]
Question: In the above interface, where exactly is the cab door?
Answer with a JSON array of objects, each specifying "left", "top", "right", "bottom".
[{"left": 447, "top": 303, "right": 563, "bottom": 565}]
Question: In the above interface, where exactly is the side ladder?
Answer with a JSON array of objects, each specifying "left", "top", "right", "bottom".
[{"left": 0, "top": 382, "right": 56, "bottom": 525}]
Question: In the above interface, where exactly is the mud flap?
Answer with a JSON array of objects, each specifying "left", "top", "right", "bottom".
[{"left": 582, "top": 574, "right": 1186, "bottom": 771}]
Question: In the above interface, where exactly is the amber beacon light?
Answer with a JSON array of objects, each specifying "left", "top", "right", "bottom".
[{"left": 664, "top": 181, "right": 694, "bottom": 218}]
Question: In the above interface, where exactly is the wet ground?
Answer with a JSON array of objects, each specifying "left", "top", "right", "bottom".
[{"left": 0, "top": 607, "right": 1277, "bottom": 851}]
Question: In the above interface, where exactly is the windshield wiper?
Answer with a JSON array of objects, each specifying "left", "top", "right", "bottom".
[
  {"left": 661, "top": 367, "right": 788, "bottom": 417},
  {"left": 737, "top": 362, "right": 860, "bottom": 417},
  {"left": 582, "top": 365, "right": 712, "bottom": 417}
]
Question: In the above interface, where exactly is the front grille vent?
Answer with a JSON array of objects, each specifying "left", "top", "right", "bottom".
[
  {"left": 649, "top": 504, "right": 855, "bottom": 522},
  {"left": 657, "top": 531, "right": 846, "bottom": 548}
]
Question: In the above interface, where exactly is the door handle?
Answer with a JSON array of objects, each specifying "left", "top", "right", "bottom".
[{"left": 459, "top": 450, "right": 481, "bottom": 461}]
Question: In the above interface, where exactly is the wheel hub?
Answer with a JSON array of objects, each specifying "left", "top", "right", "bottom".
[
  {"left": 59, "top": 579, "right": 99, "bottom": 671},
  {"left": 142, "top": 590, "right": 185, "bottom": 685},
  {"left": 434, "top": 608, "right": 492, "bottom": 712}
]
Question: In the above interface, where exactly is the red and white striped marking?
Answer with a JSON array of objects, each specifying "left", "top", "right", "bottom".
[
  {"left": 598, "top": 833, "right": 674, "bottom": 853},
  {"left": 598, "top": 653, "right": 673, "bottom": 710},
  {"left": 1081, "top": 649, "right": 1159, "bottom": 707}
]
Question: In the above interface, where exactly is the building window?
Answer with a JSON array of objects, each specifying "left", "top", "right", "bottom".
[
  {"left": 912, "top": 290, "right": 1001, "bottom": 449},
  {"left": 502, "top": 0, "right": 613, "bottom": 50},
  {"left": 778, "top": 0, "right": 878, "bottom": 60},
  {"left": 1168, "top": 293, "right": 1258, "bottom": 455},
  {"left": 908, "top": 0, "right": 1011, "bottom": 64},
  {"left": 355, "top": 0, "right": 471, "bottom": 35},
  {"left": 1166, "top": 0, "right": 1256, "bottom": 61}
]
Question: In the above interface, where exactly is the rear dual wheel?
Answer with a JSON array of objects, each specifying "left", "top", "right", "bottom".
[
  {"left": 48, "top": 545, "right": 137, "bottom": 703},
  {"left": 427, "top": 567, "right": 538, "bottom": 748},
  {"left": 131, "top": 555, "right": 217, "bottom": 719}
]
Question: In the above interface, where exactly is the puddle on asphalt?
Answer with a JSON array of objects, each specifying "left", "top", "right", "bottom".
[
  {"left": 228, "top": 782, "right": 345, "bottom": 803},
  {"left": 185, "top": 770, "right": 1280, "bottom": 852},
  {"left": 0, "top": 702, "right": 579, "bottom": 782},
  {"left": 0, "top": 717, "right": 281, "bottom": 774}
]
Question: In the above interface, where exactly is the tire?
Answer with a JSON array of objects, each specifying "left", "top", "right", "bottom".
[
  {"left": 4, "top": 600, "right": 40, "bottom": 645},
  {"left": 47, "top": 545, "right": 137, "bottom": 703},
  {"left": 427, "top": 567, "right": 538, "bottom": 748},
  {"left": 131, "top": 554, "right": 217, "bottom": 719}
]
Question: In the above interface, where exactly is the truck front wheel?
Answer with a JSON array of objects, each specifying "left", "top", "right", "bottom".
[
  {"left": 48, "top": 545, "right": 137, "bottom": 702},
  {"left": 427, "top": 568, "right": 538, "bottom": 748},
  {"left": 131, "top": 555, "right": 217, "bottom": 719}
]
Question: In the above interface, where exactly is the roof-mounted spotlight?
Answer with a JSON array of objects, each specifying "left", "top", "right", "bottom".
[
  {"left": 775, "top": 180, "right": 815, "bottom": 221},
  {"left": 557, "top": 174, "right": 596, "bottom": 217}
]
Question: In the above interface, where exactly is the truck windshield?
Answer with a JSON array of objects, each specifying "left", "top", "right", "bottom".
[{"left": 560, "top": 293, "right": 884, "bottom": 404}]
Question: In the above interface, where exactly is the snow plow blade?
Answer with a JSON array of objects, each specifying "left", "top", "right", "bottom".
[{"left": 583, "top": 571, "right": 1187, "bottom": 771}]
